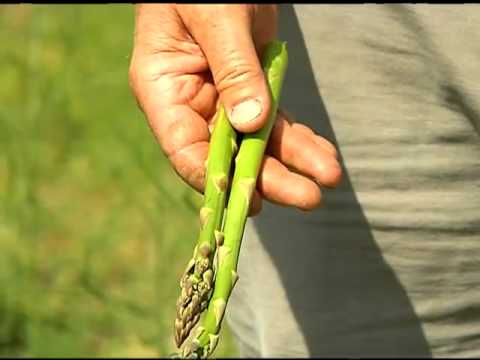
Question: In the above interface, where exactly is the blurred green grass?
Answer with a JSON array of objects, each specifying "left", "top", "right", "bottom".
[{"left": 0, "top": 4, "right": 238, "bottom": 357}]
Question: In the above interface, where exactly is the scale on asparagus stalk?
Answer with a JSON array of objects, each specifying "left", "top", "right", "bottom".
[{"left": 171, "top": 40, "right": 288, "bottom": 359}]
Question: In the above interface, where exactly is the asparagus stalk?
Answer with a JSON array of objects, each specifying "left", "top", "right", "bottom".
[
  {"left": 182, "top": 41, "right": 288, "bottom": 359},
  {"left": 174, "top": 105, "right": 238, "bottom": 347}
]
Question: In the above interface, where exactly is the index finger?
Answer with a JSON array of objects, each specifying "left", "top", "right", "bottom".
[
  {"left": 145, "top": 97, "right": 211, "bottom": 193},
  {"left": 130, "top": 66, "right": 212, "bottom": 192}
]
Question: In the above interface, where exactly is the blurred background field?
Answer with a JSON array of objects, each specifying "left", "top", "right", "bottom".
[{"left": 0, "top": 4, "right": 238, "bottom": 357}]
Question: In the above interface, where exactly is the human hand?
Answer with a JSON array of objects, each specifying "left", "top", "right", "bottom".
[{"left": 129, "top": 4, "right": 342, "bottom": 215}]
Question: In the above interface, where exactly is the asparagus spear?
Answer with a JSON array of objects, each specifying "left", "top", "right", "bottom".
[
  {"left": 174, "top": 105, "right": 238, "bottom": 347},
  {"left": 182, "top": 41, "right": 288, "bottom": 359}
]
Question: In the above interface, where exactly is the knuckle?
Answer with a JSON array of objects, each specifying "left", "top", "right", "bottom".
[
  {"left": 127, "top": 61, "right": 146, "bottom": 112},
  {"left": 168, "top": 143, "right": 206, "bottom": 193},
  {"left": 128, "top": 62, "right": 139, "bottom": 92},
  {"left": 214, "top": 59, "right": 264, "bottom": 93}
]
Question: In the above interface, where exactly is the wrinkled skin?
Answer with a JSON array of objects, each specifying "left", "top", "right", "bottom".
[{"left": 129, "top": 4, "right": 342, "bottom": 215}]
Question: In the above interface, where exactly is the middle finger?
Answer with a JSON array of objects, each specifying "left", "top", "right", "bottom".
[{"left": 267, "top": 112, "right": 342, "bottom": 188}]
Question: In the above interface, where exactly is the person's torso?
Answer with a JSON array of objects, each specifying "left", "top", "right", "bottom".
[{"left": 252, "top": 5, "right": 480, "bottom": 356}]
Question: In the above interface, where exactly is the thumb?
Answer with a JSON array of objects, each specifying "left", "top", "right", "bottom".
[{"left": 177, "top": 5, "right": 272, "bottom": 133}]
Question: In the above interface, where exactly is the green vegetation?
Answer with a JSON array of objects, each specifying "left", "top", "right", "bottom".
[
  {"left": 174, "top": 105, "right": 237, "bottom": 349},
  {"left": 0, "top": 4, "right": 238, "bottom": 357},
  {"left": 180, "top": 41, "right": 288, "bottom": 359}
]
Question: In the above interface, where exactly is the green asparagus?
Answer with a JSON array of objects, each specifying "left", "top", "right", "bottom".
[
  {"left": 174, "top": 104, "right": 238, "bottom": 348},
  {"left": 181, "top": 40, "right": 288, "bottom": 359}
]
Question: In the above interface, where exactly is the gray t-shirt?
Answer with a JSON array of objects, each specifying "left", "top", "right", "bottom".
[{"left": 226, "top": 4, "right": 480, "bottom": 357}]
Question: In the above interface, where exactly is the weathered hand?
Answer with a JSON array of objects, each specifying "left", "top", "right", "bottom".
[{"left": 129, "top": 4, "right": 342, "bottom": 215}]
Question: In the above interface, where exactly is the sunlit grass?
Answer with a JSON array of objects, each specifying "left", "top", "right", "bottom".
[{"left": 0, "top": 4, "right": 238, "bottom": 357}]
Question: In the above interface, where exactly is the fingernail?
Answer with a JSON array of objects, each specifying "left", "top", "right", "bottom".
[{"left": 230, "top": 98, "right": 262, "bottom": 126}]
